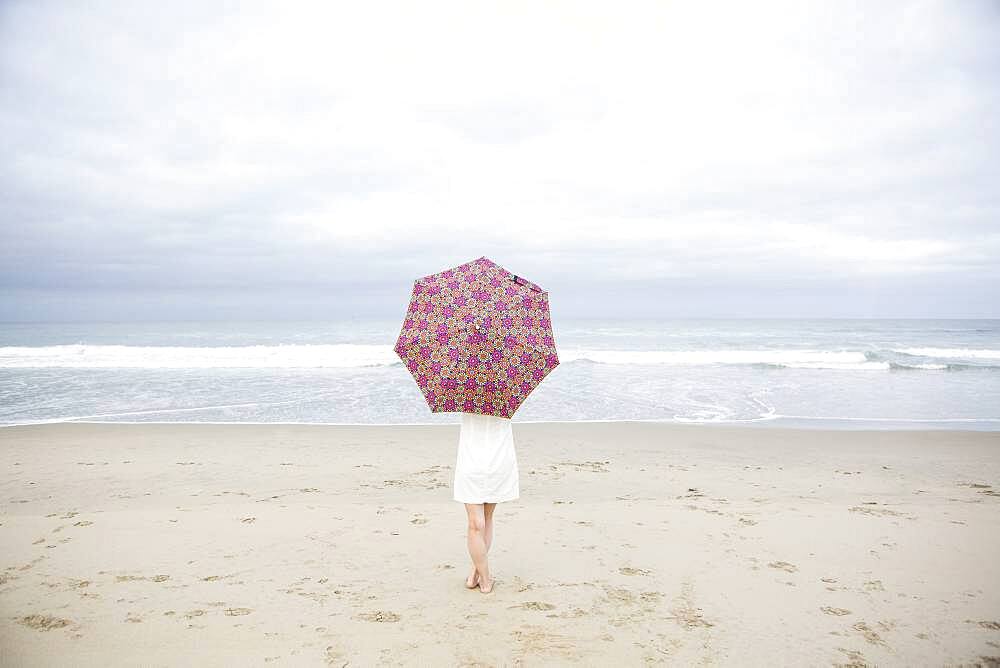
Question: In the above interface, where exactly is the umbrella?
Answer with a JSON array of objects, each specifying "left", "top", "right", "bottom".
[{"left": 394, "top": 256, "right": 559, "bottom": 418}]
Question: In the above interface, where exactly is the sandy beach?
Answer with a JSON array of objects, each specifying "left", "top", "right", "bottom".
[{"left": 1, "top": 421, "right": 998, "bottom": 666}]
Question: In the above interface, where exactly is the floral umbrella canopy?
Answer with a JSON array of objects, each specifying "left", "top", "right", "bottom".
[{"left": 394, "top": 256, "right": 559, "bottom": 418}]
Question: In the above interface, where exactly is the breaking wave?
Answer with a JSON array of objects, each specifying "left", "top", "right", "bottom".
[{"left": 3, "top": 344, "right": 997, "bottom": 370}]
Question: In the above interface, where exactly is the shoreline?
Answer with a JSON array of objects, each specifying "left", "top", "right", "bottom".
[
  {"left": 2, "top": 422, "right": 999, "bottom": 665},
  {"left": 3, "top": 416, "right": 1000, "bottom": 431}
]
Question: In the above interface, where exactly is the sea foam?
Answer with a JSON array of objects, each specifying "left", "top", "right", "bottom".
[
  {"left": 560, "top": 349, "right": 887, "bottom": 369},
  {"left": 896, "top": 348, "right": 1000, "bottom": 360},
  {"left": 0, "top": 344, "right": 397, "bottom": 368}
]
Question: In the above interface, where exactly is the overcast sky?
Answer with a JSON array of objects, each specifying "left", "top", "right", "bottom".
[{"left": 1, "top": 0, "right": 998, "bottom": 322}]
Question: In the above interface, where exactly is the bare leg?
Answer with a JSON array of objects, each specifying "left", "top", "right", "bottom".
[
  {"left": 464, "top": 503, "right": 491, "bottom": 592},
  {"left": 467, "top": 502, "right": 498, "bottom": 588},
  {"left": 483, "top": 502, "right": 496, "bottom": 552}
]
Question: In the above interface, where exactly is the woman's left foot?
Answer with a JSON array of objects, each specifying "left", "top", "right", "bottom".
[{"left": 464, "top": 569, "right": 479, "bottom": 589}]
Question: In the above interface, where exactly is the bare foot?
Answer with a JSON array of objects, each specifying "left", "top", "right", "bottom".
[
  {"left": 478, "top": 577, "right": 494, "bottom": 594},
  {"left": 465, "top": 568, "right": 479, "bottom": 589}
]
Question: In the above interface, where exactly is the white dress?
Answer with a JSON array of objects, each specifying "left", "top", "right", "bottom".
[{"left": 453, "top": 412, "right": 520, "bottom": 504}]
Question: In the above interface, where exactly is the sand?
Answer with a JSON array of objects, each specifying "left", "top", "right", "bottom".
[{"left": 1, "top": 421, "right": 999, "bottom": 666}]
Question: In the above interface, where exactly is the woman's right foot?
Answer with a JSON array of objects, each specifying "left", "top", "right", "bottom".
[
  {"left": 478, "top": 577, "right": 494, "bottom": 594},
  {"left": 465, "top": 569, "right": 479, "bottom": 589}
]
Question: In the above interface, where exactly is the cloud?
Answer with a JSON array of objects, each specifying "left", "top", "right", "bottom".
[{"left": 1, "top": 0, "right": 998, "bottom": 319}]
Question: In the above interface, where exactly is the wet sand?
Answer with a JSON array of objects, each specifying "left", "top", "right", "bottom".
[{"left": 1, "top": 422, "right": 999, "bottom": 666}]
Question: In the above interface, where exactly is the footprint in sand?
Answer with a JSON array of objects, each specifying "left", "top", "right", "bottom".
[
  {"left": 325, "top": 645, "right": 347, "bottom": 666},
  {"left": 619, "top": 567, "right": 650, "bottom": 576},
  {"left": 554, "top": 607, "right": 589, "bottom": 619},
  {"left": 836, "top": 647, "right": 869, "bottom": 666},
  {"left": 517, "top": 602, "right": 556, "bottom": 611},
  {"left": 557, "top": 460, "right": 610, "bottom": 473},
  {"left": 225, "top": 607, "right": 253, "bottom": 616},
  {"left": 668, "top": 600, "right": 713, "bottom": 628},
  {"left": 73, "top": 521, "right": 93, "bottom": 527},
  {"left": 821, "top": 606, "right": 852, "bottom": 616},
  {"left": 512, "top": 577, "right": 535, "bottom": 592},
  {"left": 18, "top": 614, "right": 72, "bottom": 631},
  {"left": 850, "top": 505, "right": 915, "bottom": 519},
  {"left": 821, "top": 577, "right": 842, "bottom": 591},
  {"left": 853, "top": 621, "right": 889, "bottom": 647},
  {"left": 356, "top": 610, "right": 400, "bottom": 623},
  {"left": 19, "top": 557, "right": 45, "bottom": 572},
  {"left": 241, "top": 517, "right": 256, "bottom": 523},
  {"left": 768, "top": 561, "right": 797, "bottom": 573}
]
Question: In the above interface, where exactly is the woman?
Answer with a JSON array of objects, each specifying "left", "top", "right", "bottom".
[{"left": 453, "top": 410, "right": 519, "bottom": 594}]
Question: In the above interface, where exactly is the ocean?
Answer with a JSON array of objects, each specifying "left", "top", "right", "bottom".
[{"left": 1, "top": 319, "right": 998, "bottom": 429}]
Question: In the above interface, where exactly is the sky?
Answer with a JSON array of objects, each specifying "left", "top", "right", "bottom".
[{"left": 1, "top": 0, "right": 998, "bottom": 322}]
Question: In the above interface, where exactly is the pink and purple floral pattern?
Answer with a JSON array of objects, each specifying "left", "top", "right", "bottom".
[{"left": 394, "top": 256, "right": 559, "bottom": 418}]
